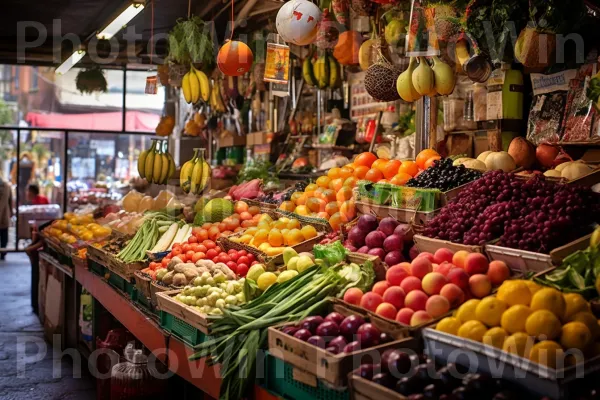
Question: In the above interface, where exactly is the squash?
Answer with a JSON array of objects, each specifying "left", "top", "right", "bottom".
[
  {"left": 462, "top": 159, "right": 487, "bottom": 172},
  {"left": 484, "top": 151, "right": 516, "bottom": 172},
  {"left": 333, "top": 31, "right": 363, "bottom": 65},
  {"left": 452, "top": 157, "right": 473, "bottom": 166},
  {"left": 561, "top": 162, "right": 593, "bottom": 181},
  {"left": 477, "top": 151, "right": 492, "bottom": 163},
  {"left": 154, "top": 190, "right": 175, "bottom": 210}
]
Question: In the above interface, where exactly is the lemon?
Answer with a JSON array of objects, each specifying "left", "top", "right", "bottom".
[
  {"left": 257, "top": 272, "right": 277, "bottom": 291},
  {"left": 501, "top": 305, "right": 532, "bottom": 334},
  {"left": 483, "top": 327, "right": 508, "bottom": 348},
  {"left": 457, "top": 320, "right": 487, "bottom": 342},
  {"left": 524, "top": 280, "right": 542, "bottom": 295},
  {"left": 497, "top": 280, "right": 531, "bottom": 307},
  {"left": 475, "top": 297, "right": 508, "bottom": 327},
  {"left": 436, "top": 317, "right": 462, "bottom": 335},
  {"left": 563, "top": 293, "right": 590, "bottom": 321},
  {"left": 569, "top": 312, "right": 600, "bottom": 340},
  {"left": 456, "top": 299, "right": 481, "bottom": 323},
  {"left": 528, "top": 341, "right": 564, "bottom": 369},
  {"left": 560, "top": 322, "right": 592, "bottom": 351},
  {"left": 525, "top": 310, "right": 562, "bottom": 340},
  {"left": 530, "top": 288, "right": 566, "bottom": 320},
  {"left": 502, "top": 332, "right": 533, "bottom": 358}
]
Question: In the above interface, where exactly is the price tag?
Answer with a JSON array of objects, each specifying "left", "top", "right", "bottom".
[{"left": 145, "top": 75, "right": 158, "bottom": 94}]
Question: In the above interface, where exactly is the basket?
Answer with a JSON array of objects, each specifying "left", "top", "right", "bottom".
[
  {"left": 134, "top": 271, "right": 153, "bottom": 302},
  {"left": 168, "top": 62, "right": 188, "bottom": 87},
  {"left": 150, "top": 280, "right": 170, "bottom": 309},
  {"left": 155, "top": 290, "right": 212, "bottom": 335},
  {"left": 87, "top": 243, "right": 145, "bottom": 281},
  {"left": 354, "top": 201, "right": 438, "bottom": 227},
  {"left": 243, "top": 198, "right": 277, "bottom": 210}
]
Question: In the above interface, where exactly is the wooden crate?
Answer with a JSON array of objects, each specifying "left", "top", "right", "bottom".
[
  {"left": 242, "top": 198, "right": 277, "bottom": 210},
  {"left": 355, "top": 201, "right": 438, "bottom": 227},
  {"left": 413, "top": 234, "right": 484, "bottom": 254},
  {"left": 155, "top": 290, "right": 212, "bottom": 334},
  {"left": 134, "top": 271, "right": 153, "bottom": 301},
  {"left": 350, "top": 372, "right": 407, "bottom": 400},
  {"left": 150, "top": 280, "right": 170, "bottom": 309},
  {"left": 86, "top": 243, "right": 144, "bottom": 281},
  {"left": 347, "top": 252, "right": 387, "bottom": 282},
  {"left": 267, "top": 299, "right": 415, "bottom": 387}
]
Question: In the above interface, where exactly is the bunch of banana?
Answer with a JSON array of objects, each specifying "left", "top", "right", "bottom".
[
  {"left": 181, "top": 66, "right": 211, "bottom": 105},
  {"left": 179, "top": 148, "right": 211, "bottom": 194},
  {"left": 209, "top": 79, "right": 227, "bottom": 113},
  {"left": 302, "top": 51, "right": 317, "bottom": 86},
  {"left": 137, "top": 140, "right": 176, "bottom": 184},
  {"left": 304, "top": 52, "right": 342, "bottom": 90}
]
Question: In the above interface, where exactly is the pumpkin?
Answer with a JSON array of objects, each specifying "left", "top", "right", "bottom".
[
  {"left": 217, "top": 40, "right": 254, "bottom": 77},
  {"left": 333, "top": 31, "right": 363, "bottom": 65}
]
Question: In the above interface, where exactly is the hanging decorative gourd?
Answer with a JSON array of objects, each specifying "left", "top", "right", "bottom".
[
  {"left": 217, "top": 40, "right": 254, "bottom": 76},
  {"left": 276, "top": 0, "right": 322, "bottom": 45},
  {"left": 333, "top": 30, "right": 363, "bottom": 65}
]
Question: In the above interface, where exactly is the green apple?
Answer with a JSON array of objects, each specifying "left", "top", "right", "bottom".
[
  {"left": 283, "top": 247, "right": 299, "bottom": 266},
  {"left": 287, "top": 256, "right": 299, "bottom": 271},
  {"left": 277, "top": 270, "right": 299, "bottom": 283},
  {"left": 296, "top": 255, "right": 315, "bottom": 273},
  {"left": 247, "top": 264, "right": 266, "bottom": 281}
]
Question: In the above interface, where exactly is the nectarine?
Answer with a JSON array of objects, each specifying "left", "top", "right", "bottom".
[
  {"left": 360, "top": 292, "right": 383, "bottom": 312},
  {"left": 386, "top": 265, "right": 409, "bottom": 286},
  {"left": 410, "top": 310, "right": 433, "bottom": 326},
  {"left": 411, "top": 257, "right": 433, "bottom": 279},
  {"left": 426, "top": 295, "right": 451, "bottom": 318},
  {"left": 488, "top": 260, "right": 510, "bottom": 286},
  {"left": 464, "top": 253, "right": 489, "bottom": 276},
  {"left": 469, "top": 274, "right": 492, "bottom": 298},
  {"left": 375, "top": 302, "right": 398, "bottom": 320},
  {"left": 372, "top": 281, "right": 391, "bottom": 296},
  {"left": 396, "top": 308, "right": 414, "bottom": 325},
  {"left": 400, "top": 276, "right": 422, "bottom": 293},
  {"left": 405, "top": 290, "right": 428, "bottom": 312},
  {"left": 452, "top": 250, "right": 470, "bottom": 269},
  {"left": 447, "top": 268, "right": 470, "bottom": 291},
  {"left": 343, "top": 288, "right": 363, "bottom": 305},
  {"left": 383, "top": 286, "right": 406, "bottom": 309},
  {"left": 434, "top": 248, "right": 454, "bottom": 264},
  {"left": 440, "top": 283, "right": 465, "bottom": 308},
  {"left": 422, "top": 272, "right": 449, "bottom": 295}
]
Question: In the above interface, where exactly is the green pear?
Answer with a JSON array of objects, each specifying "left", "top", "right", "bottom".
[
  {"left": 247, "top": 264, "right": 266, "bottom": 282},
  {"left": 277, "top": 270, "right": 299, "bottom": 283},
  {"left": 287, "top": 257, "right": 299, "bottom": 271},
  {"left": 296, "top": 255, "right": 315, "bottom": 273},
  {"left": 283, "top": 247, "right": 299, "bottom": 266}
]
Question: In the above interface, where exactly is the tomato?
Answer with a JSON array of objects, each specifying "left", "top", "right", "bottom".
[
  {"left": 229, "top": 252, "right": 240, "bottom": 262},
  {"left": 214, "top": 246, "right": 223, "bottom": 254},
  {"left": 246, "top": 253, "right": 255, "bottom": 263},
  {"left": 192, "top": 252, "right": 204, "bottom": 263},
  {"left": 219, "top": 254, "right": 231, "bottom": 263},
  {"left": 172, "top": 243, "right": 182, "bottom": 251},
  {"left": 178, "top": 254, "right": 187, "bottom": 262},
  {"left": 184, "top": 250, "right": 194, "bottom": 260},
  {"left": 149, "top": 262, "right": 158, "bottom": 270},
  {"left": 171, "top": 248, "right": 182, "bottom": 256},
  {"left": 161, "top": 258, "right": 170, "bottom": 268},
  {"left": 150, "top": 271, "right": 157, "bottom": 280},
  {"left": 203, "top": 240, "right": 216, "bottom": 249},
  {"left": 198, "top": 244, "right": 207, "bottom": 253},
  {"left": 202, "top": 223, "right": 212, "bottom": 230},
  {"left": 238, "top": 249, "right": 247, "bottom": 256},
  {"left": 251, "top": 260, "right": 259, "bottom": 266},
  {"left": 236, "top": 264, "right": 249, "bottom": 277},
  {"left": 218, "top": 222, "right": 227, "bottom": 232},
  {"left": 189, "top": 244, "right": 199, "bottom": 252},
  {"left": 228, "top": 249, "right": 237, "bottom": 255},
  {"left": 188, "top": 235, "right": 198, "bottom": 244},
  {"left": 182, "top": 244, "right": 191, "bottom": 253},
  {"left": 237, "top": 256, "right": 249, "bottom": 266},
  {"left": 206, "top": 249, "right": 218, "bottom": 259},
  {"left": 191, "top": 227, "right": 202, "bottom": 236},
  {"left": 226, "top": 261, "right": 238, "bottom": 273}
]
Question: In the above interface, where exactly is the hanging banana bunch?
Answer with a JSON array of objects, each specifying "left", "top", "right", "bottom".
[
  {"left": 179, "top": 148, "right": 211, "bottom": 195},
  {"left": 181, "top": 65, "right": 211, "bottom": 104},
  {"left": 137, "top": 139, "right": 176, "bottom": 184}
]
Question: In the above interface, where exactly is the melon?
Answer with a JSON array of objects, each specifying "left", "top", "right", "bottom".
[
  {"left": 276, "top": 0, "right": 321, "bottom": 46},
  {"left": 484, "top": 151, "right": 516, "bottom": 172},
  {"left": 508, "top": 137, "right": 536, "bottom": 169},
  {"left": 202, "top": 198, "right": 234, "bottom": 223}
]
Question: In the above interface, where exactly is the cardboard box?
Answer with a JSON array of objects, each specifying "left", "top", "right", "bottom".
[
  {"left": 220, "top": 135, "right": 246, "bottom": 147},
  {"left": 247, "top": 132, "right": 269, "bottom": 146}
]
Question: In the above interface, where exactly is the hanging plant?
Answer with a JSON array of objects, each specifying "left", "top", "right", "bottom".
[
  {"left": 167, "top": 16, "right": 214, "bottom": 70},
  {"left": 75, "top": 67, "right": 108, "bottom": 94}
]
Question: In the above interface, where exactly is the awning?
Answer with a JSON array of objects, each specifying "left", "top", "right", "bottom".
[{"left": 25, "top": 111, "right": 160, "bottom": 132}]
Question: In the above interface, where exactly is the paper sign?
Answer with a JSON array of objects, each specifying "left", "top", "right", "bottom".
[
  {"left": 264, "top": 43, "right": 290, "bottom": 84},
  {"left": 145, "top": 75, "right": 158, "bottom": 94},
  {"left": 405, "top": 0, "right": 440, "bottom": 56}
]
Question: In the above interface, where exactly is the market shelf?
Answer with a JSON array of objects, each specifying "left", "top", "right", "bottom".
[{"left": 74, "top": 264, "right": 221, "bottom": 399}]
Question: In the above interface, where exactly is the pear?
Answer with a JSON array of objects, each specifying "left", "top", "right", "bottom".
[
  {"left": 396, "top": 57, "right": 421, "bottom": 102},
  {"left": 246, "top": 264, "right": 266, "bottom": 282},
  {"left": 287, "top": 256, "right": 299, "bottom": 271},
  {"left": 412, "top": 56, "right": 435, "bottom": 96},
  {"left": 283, "top": 248, "right": 299, "bottom": 266},
  {"left": 431, "top": 56, "right": 456, "bottom": 95},
  {"left": 277, "top": 270, "right": 299, "bottom": 283},
  {"left": 296, "top": 255, "right": 315, "bottom": 273}
]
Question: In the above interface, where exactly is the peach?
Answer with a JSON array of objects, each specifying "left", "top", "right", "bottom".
[
  {"left": 386, "top": 265, "right": 410, "bottom": 286},
  {"left": 434, "top": 262, "right": 454, "bottom": 276},
  {"left": 375, "top": 302, "right": 398, "bottom": 320},
  {"left": 422, "top": 272, "right": 449, "bottom": 295},
  {"left": 411, "top": 257, "right": 433, "bottom": 279},
  {"left": 464, "top": 253, "right": 489, "bottom": 276},
  {"left": 487, "top": 260, "right": 510, "bottom": 286},
  {"left": 468, "top": 274, "right": 492, "bottom": 298},
  {"left": 360, "top": 292, "right": 383, "bottom": 312},
  {"left": 400, "top": 276, "right": 422, "bottom": 293},
  {"left": 426, "top": 295, "right": 451, "bottom": 318},
  {"left": 396, "top": 308, "right": 414, "bottom": 325},
  {"left": 343, "top": 288, "right": 363, "bottom": 305},
  {"left": 410, "top": 310, "right": 433, "bottom": 326},
  {"left": 447, "top": 268, "right": 470, "bottom": 291},
  {"left": 440, "top": 283, "right": 465, "bottom": 308},
  {"left": 383, "top": 286, "right": 406, "bottom": 309},
  {"left": 398, "top": 262, "right": 412, "bottom": 275},
  {"left": 452, "top": 250, "right": 470, "bottom": 269},
  {"left": 372, "top": 281, "right": 391, "bottom": 296},
  {"left": 417, "top": 252, "right": 435, "bottom": 262},
  {"left": 434, "top": 248, "right": 454, "bottom": 264},
  {"left": 405, "top": 290, "right": 429, "bottom": 312}
]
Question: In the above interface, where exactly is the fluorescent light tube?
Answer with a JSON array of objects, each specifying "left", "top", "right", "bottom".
[
  {"left": 55, "top": 50, "right": 86, "bottom": 75},
  {"left": 96, "top": 3, "right": 145, "bottom": 40}
]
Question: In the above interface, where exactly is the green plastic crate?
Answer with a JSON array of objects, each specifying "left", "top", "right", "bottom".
[
  {"left": 106, "top": 271, "right": 134, "bottom": 297},
  {"left": 88, "top": 259, "right": 106, "bottom": 277},
  {"left": 132, "top": 288, "right": 158, "bottom": 316},
  {"left": 159, "top": 311, "right": 207, "bottom": 347},
  {"left": 262, "top": 352, "right": 349, "bottom": 400}
]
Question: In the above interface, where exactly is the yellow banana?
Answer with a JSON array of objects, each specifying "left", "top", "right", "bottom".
[
  {"left": 137, "top": 149, "right": 149, "bottom": 178},
  {"left": 167, "top": 153, "right": 176, "bottom": 181},
  {"left": 194, "top": 68, "right": 211, "bottom": 102},
  {"left": 189, "top": 71, "right": 200, "bottom": 104},
  {"left": 179, "top": 160, "right": 193, "bottom": 193},
  {"left": 182, "top": 73, "right": 192, "bottom": 104},
  {"left": 144, "top": 148, "right": 156, "bottom": 182},
  {"left": 198, "top": 161, "right": 211, "bottom": 194},
  {"left": 455, "top": 39, "right": 470, "bottom": 70},
  {"left": 152, "top": 151, "right": 163, "bottom": 184},
  {"left": 159, "top": 153, "right": 169, "bottom": 184},
  {"left": 190, "top": 159, "right": 203, "bottom": 194}
]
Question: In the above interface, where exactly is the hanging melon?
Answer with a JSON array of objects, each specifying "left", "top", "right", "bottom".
[
  {"left": 333, "top": 31, "right": 363, "bottom": 65},
  {"left": 276, "top": 0, "right": 322, "bottom": 45},
  {"left": 217, "top": 40, "right": 254, "bottom": 76}
]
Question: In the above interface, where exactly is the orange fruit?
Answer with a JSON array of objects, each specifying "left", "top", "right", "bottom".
[
  {"left": 330, "top": 178, "right": 344, "bottom": 192},
  {"left": 290, "top": 192, "right": 303, "bottom": 204},
  {"left": 305, "top": 183, "right": 319, "bottom": 193},
  {"left": 424, "top": 155, "right": 441, "bottom": 169},
  {"left": 268, "top": 229, "right": 284, "bottom": 247},
  {"left": 296, "top": 193, "right": 308, "bottom": 206},
  {"left": 248, "top": 206, "right": 260, "bottom": 216},
  {"left": 316, "top": 176, "right": 331, "bottom": 188},
  {"left": 321, "top": 189, "right": 337, "bottom": 203},
  {"left": 416, "top": 149, "right": 440, "bottom": 169},
  {"left": 234, "top": 201, "right": 249, "bottom": 214},
  {"left": 336, "top": 186, "right": 354, "bottom": 202},
  {"left": 327, "top": 167, "right": 341, "bottom": 179},
  {"left": 354, "top": 152, "right": 378, "bottom": 168},
  {"left": 339, "top": 166, "right": 354, "bottom": 179},
  {"left": 365, "top": 168, "right": 384, "bottom": 182},
  {"left": 287, "top": 219, "right": 301, "bottom": 230},
  {"left": 344, "top": 176, "right": 359, "bottom": 188},
  {"left": 329, "top": 213, "right": 343, "bottom": 231},
  {"left": 353, "top": 165, "right": 369, "bottom": 179},
  {"left": 301, "top": 225, "right": 318, "bottom": 240},
  {"left": 317, "top": 211, "right": 330, "bottom": 219},
  {"left": 294, "top": 205, "right": 310, "bottom": 216},
  {"left": 325, "top": 201, "right": 340, "bottom": 215},
  {"left": 399, "top": 160, "right": 419, "bottom": 177},
  {"left": 390, "top": 172, "right": 412, "bottom": 186},
  {"left": 286, "top": 228, "right": 305, "bottom": 245},
  {"left": 372, "top": 159, "right": 389, "bottom": 172},
  {"left": 307, "top": 197, "right": 326, "bottom": 213},
  {"left": 382, "top": 159, "right": 402, "bottom": 179},
  {"left": 339, "top": 201, "right": 357, "bottom": 222}
]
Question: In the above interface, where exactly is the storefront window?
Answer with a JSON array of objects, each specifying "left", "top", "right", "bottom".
[{"left": 125, "top": 70, "right": 164, "bottom": 132}]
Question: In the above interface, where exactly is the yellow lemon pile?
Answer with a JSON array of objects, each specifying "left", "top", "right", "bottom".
[{"left": 435, "top": 279, "right": 600, "bottom": 369}]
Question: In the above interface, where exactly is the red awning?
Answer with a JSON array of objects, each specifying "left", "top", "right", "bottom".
[{"left": 25, "top": 111, "right": 160, "bottom": 132}]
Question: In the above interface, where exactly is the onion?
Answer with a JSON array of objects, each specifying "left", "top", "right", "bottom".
[
  {"left": 358, "top": 215, "right": 378, "bottom": 232},
  {"left": 340, "top": 315, "right": 365, "bottom": 339},
  {"left": 282, "top": 325, "right": 299, "bottom": 336},
  {"left": 300, "top": 316, "right": 324, "bottom": 334},
  {"left": 328, "top": 336, "right": 348, "bottom": 353},
  {"left": 394, "top": 223, "right": 411, "bottom": 239},
  {"left": 324, "top": 312, "right": 345, "bottom": 326},
  {"left": 307, "top": 336, "right": 326, "bottom": 348},
  {"left": 342, "top": 340, "right": 362, "bottom": 353},
  {"left": 357, "top": 323, "right": 381, "bottom": 347},
  {"left": 316, "top": 321, "right": 340, "bottom": 337},
  {"left": 378, "top": 217, "right": 399, "bottom": 236},
  {"left": 293, "top": 329, "right": 312, "bottom": 342},
  {"left": 354, "top": 364, "right": 376, "bottom": 379}
]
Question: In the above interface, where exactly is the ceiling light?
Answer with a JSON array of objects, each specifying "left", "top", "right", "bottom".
[
  {"left": 55, "top": 50, "right": 86, "bottom": 75},
  {"left": 96, "top": 2, "right": 145, "bottom": 40}
]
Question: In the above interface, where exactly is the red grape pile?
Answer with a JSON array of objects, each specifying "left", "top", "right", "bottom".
[{"left": 423, "top": 171, "right": 600, "bottom": 252}]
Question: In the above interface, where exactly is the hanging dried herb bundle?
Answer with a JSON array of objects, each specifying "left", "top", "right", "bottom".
[
  {"left": 167, "top": 16, "right": 214, "bottom": 69},
  {"left": 75, "top": 67, "right": 108, "bottom": 94}
]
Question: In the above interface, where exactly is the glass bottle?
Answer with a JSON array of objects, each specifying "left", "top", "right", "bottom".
[{"left": 110, "top": 345, "right": 165, "bottom": 400}]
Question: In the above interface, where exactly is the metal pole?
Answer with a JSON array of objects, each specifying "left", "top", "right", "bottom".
[
  {"left": 122, "top": 67, "right": 127, "bottom": 132},
  {"left": 415, "top": 96, "right": 430, "bottom": 153},
  {"left": 15, "top": 129, "right": 20, "bottom": 251},
  {"left": 62, "top": 131, "right": 69, "bottom": 214}
]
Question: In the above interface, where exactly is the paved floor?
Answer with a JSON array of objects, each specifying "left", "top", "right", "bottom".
[{"left": 0, "top": 253, "right": 95, "bottom": 400}]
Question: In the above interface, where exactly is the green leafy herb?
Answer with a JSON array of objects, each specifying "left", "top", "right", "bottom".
[
  {"left": 167, "top": 16, "right": 214, "bottom": 68},
  {"left": 76, "top": 67, "right": 108, "bottom": 94},
  {"left": 313, "top": 240, "right": 348, "bottom": 266}
]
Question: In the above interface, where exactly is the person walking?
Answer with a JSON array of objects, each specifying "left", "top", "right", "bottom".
[{"left": 0, "top": 170, "right": 13, "bottom": 260}]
